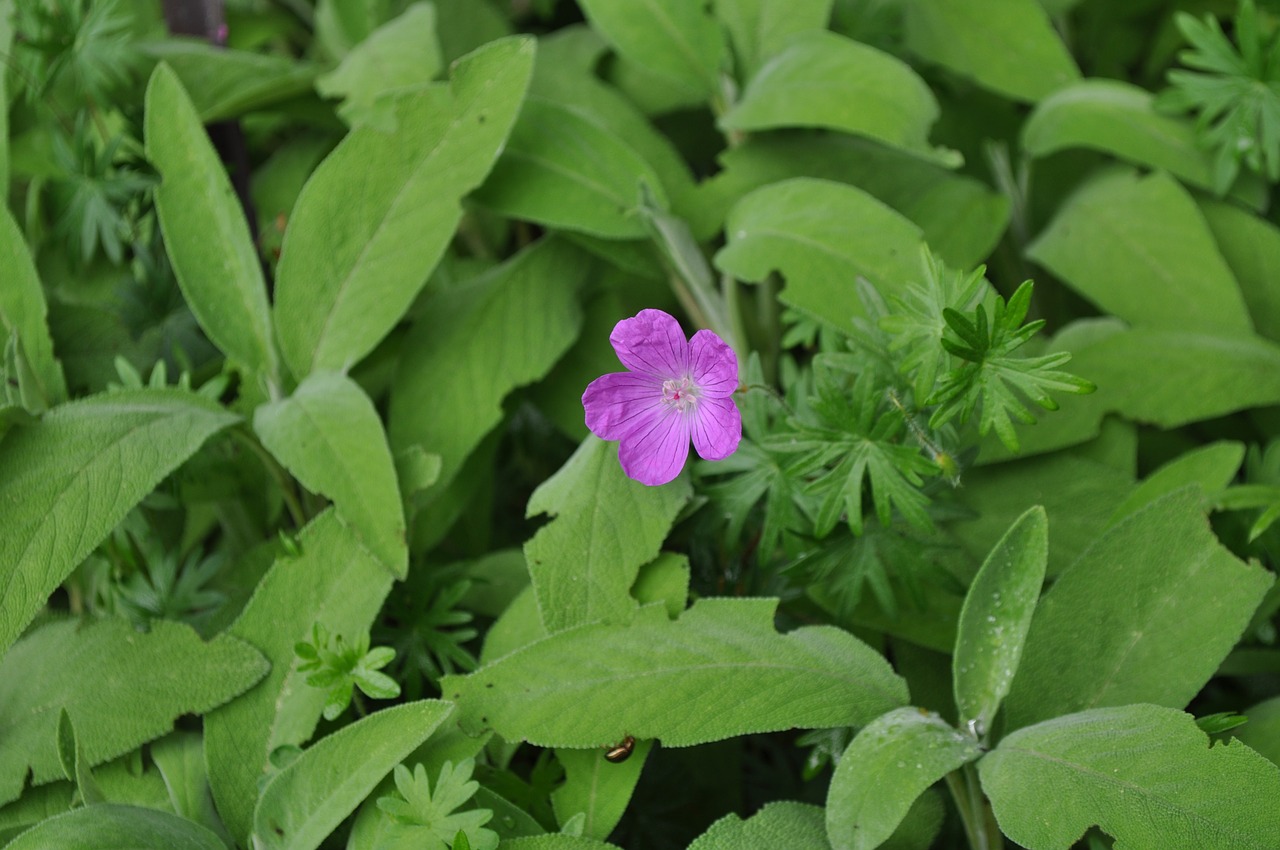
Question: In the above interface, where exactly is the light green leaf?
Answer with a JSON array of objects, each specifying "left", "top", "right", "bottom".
[
  {"left": 714, "top": 0, "right": 832, "bottom": 79},
  {"left": 979, "top": 704, "right": 1280, "bottom": 850},
  {"left": 0, "top": 207, "right": 65, "bottom": 408},
  {"left": 274, "top": 36, "right": 535, "bottom": 378},
  {"left": 146, "top": 63, "right": 278, "bottom": 385},
  {"left": 1026, "top": 168, "right": 1252, "bottom": 334},
  {"left": 826, "top": 708, "right": 982, "bottom": 850},
  {"left": 142, "top": 42, "right": 320, "bottom": 122},
  {"left": 0, "top": 389, "right": 238, "bottom": 659},
  {"left": 701, "top": 134, "right": 1008, "bottom": 269},
  {"left": 1004, "top": 489, "right": 1273, "bottom": 730},
  {"left": 441, "top": 597, "right": 907, "bottom": 747},
  {"left": 55, "top": 709, "right": 103, "bottom": 805},
  {"left": 576, "top": 0, "right": 723, "bottom": 98},
  {"left": 315, "top": 3, "right": 443, "bottom": 131},
  {"left": 0, "top": 619, "right": 267, "bottom": 807},
  {"left": 0, "top": 0, "right": 10, "bottom": 192},
  {"left": 204, "top": 509, "right": 395, "bottom": 844},
  {"left": 1236, "top": 696, "right": 1280, "bottom": 767},
  {"left": 480, "top": 586, "right": 544, "bottom": 664},
  {"left": 1199, "top": 197, "right": 1280, "bottom": 343},
  {"left": 151, "top": 732, "right": 230, "bottom": 845},
  {"left": 954, "top": 507, "right": 1047, "bottom": 737},
  {"left": 552, "top": 739, "right": 652, "bottom": 839},
  {"left": 502, "top": 836, "right": 620, "bottom": 850},
  {"left": 714, "top": 178, "right": 925, "bottom": 332},
  {"left": 473, "top": 95, "right": 668, "bottom": 238},
  {"left": 721, "top": 31, "right": 953, "bottom": 165},
  {"left": 688, "top": 801, "right": 829, "bottom": 849},
  {"left": 253, "top": 700, "right": 454, "bottom": 850},
  {"left": 526, "top": 438, "right": 691, "bottom": 633},
  {"left": 1109, "top": 441, "right": 1244, "bottom": 524},
  {"left": 5, "top": 804, "right": 226, "bottom": 850},
  {"left": 388, "top": 238, "right": 586, "bottom": 506},
  {"left": 903, "top": 0, "right": 1079, "bottom": 103},
  {"left": 631, "top": 552, "right": 690, "bottom": 619},
  {"left": 254, "top": 371, "right": 405, "bottom": 578}
]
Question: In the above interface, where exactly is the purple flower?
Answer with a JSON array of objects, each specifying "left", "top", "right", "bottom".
[{"left": 582, "top": 309, "right": 742, "bottom": 486}]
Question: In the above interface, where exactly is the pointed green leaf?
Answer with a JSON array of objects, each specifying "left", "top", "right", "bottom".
[
  {"left": 1199, "top": 197, "right": 1280, "bottom": 343},
  {"left": 254, "top": 371, "right": 406, "bottom": 578},
  {"left": 714, "top": 177, "right": 925, "bottom": 332},
  {"left": 5, "top": 804, "right": 226, "bottom": 850},
  {"left": 0, "top": 389, "right": 238, "bottom": 659},
  {"left": 0, "top": 1, "right": 10, "bottom": 192},
  {"left": 714, "top": 0, "right": 832, "bottom": 79},
  {"left": 1027, "top": 169, "right": 1252, "bottom": 334},
  {"left": 142, "top": 43, "right": 319, "bottom": 122},
  {"left": 253, "top": 700, "right": 454, "bottom": 850},
  {"left": 979, "top": 705, "right": 1280, "bottom": 850},
  {"left": 721, "top": 31, "right": 953, "bottom": 164},
  {"left": 0, "top": 619, "right": 267, "bottom": 807},
  {"left": 0, "top": 207, "right": 65, "bottom": 408},
  {"left": 904, "top": 0, "right": 1079, "bottom": 103},
  {"left": 576, "top": 0, "right": 723, "bottom": 98},
  {"left": 204, "top": 510, "right": 395, "bottom": 843},
  {"left": 689, "top": 801, "right": 829, "bottom": 849},
  {"left": 441, "top": 597, "right": 907, "bottom": 748},
  {"left": 146, "top": 63, "right": 278, "bottom": 384},
  {"left": 525, "top": 438, "right": 691, "bottom": 633},
  {"left": 502, "top": 836, "right": 620, "bottom": 850},
  {"left": 151, "top": 732, "right": 230, "bottom": 845},
  {"left": 1005, "top": 489, "right": 1273, "bottom": 730},
  {"left": 55, "top": 709, "right": 103, "bottom": 806},
  {"left": 552, "top": 739, "right": 651, "bottom": 839},
  {"left": 826, "top": 708, "right": 982, "bottom": 850},
  {"left": 1109, "top": 441, "right": 1244, "bottom": 524},
  {"left": 274, "top": 36, "right": 535, "bottom": 378},
  {"left": 954, "top": 507, "right": 1047, "bottom": 736}
]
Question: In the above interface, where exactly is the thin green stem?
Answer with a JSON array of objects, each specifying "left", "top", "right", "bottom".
[{"left": 945, "top": 771, "right": 983, "bottom": 850}]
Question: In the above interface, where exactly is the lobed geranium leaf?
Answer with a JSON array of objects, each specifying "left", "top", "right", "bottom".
[
  {"left": 1004, "top": 489, "right": 1273, "bottom": 730},
  {"left": 204, "top": 509, "right": 395, "bottom": 844},
  {"left": 714, "top": 0, "right": 833, "bottom": 80},
  {"left": 254, "top": 371, "right": 406, "bottom": 578},
  {"left": 826, "top": 708, "right": 982, "bottom": 850},
  {"left": 979, "top": 704, "right": 1280, "bottom": 850},
  {"left": 689, "top": 801, "right": 828, "bottom": 850},
  {"left": 1027, "top": 168, "right": 1252, "bottom": 334},
  {"left": 721, "top": 31, "right": 954, "bottom": 165},
  {"left": 552, "top": 739, "right": 651, "bottom": 840},
  {"left": 253, "top": 700, "right": 454, "bottom": 850},
  {"left": 714, "top": 177, "right": 925, "bottom": 332},
  {"left": 903, "top": 0, "right": 1079, "bottom": 103},
  {"left": 576, "top": 0, "right": 723, "bottom": 99},
  {"left": 0, "top": 619, "right": 267, "bottom": 807},
  {"left": 953, "top": 506, "right": 1047, "bottom": 737},
  {"left": 441, "top": 597, "right": 907, "bottom": 748},
  {"left": 274, "top": 35, "right": 534, "bottom": 378},
  {"left": 5, "top": 804, "right": 226, "bottom": 850},
  {"left": 525, "top": 437, "right": 690, "bottom": 634},
  {"left": 0, "top": 389, "right": 238, "bottom": 659},
  {"left": 146, "top": 63, "right": 278, "bottom": 386}
]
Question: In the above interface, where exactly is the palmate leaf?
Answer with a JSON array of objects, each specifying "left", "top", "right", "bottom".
[{"left": 702, "top": 437, "right": 814, "bottom": 564}]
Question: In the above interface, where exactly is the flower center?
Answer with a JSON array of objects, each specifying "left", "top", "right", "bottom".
[{"left": 661, "top": 375, "right": 699, "bottom": 412}]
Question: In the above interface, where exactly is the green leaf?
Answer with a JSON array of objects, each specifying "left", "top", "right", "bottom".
[
  {"left": 0, "top": 1, "right": 10, "bottom": 192},
  {"left": 254, "top": 371, "right": 406, "bottom": 578},
  {"left": 953, "top": 506, "right": 1047, "bottom": 737},
  {"left": 253, "top": 700, "right": 454, "bottom": 850},
  {"left": 721, "top": 31, "right": 954, "bottom": 165},
  {"left": 315, "top": 3, "right": 443, "bottom": 131},
  {"left": 55, "top": 709, "right": 103, "bottom": 806},
  {"left": 142, "top": 42, "right": 320, "bottom": 121},
  {"left": 688, "top": 801, "right": 829, "bottom": 849},
  {"left": 1198, "top": 197, "right": 1280, "bottom": 343},
  {"left": 0, "top": 207, "right": 66, "bottom": 408},
  {"left": 146, "top": 63, "right": 278, "bottom": 385},
  {"left": 576, "top": 0, "right": 723, "bottom": 98},
  {"left": 388, "top": 238, "right": 586, "bottom": 506},
  {"left": 204, "top": 509, "right": 395, "bottom": 844},
  {"left": 903, "top": 0, "right": 1079, "bottom": 103},
  {"left": 714, "top": 177, "right": 925, "bottom": 332},
  {"left": 552, "top": 739, "right": 652, "bottom": 839},
  {"left": 1109, "top": 441, "right": 1244, "bottom": 524},
  {"left": 501, "top": 836, "right": 620, "bottom": 850},
  {"left": 714, "top": 0, "right": 832, "bottom": 80},
  {"left": 525, "top": 438, "right": 691, "bottom": 633},
  {"left": 631, "top": 552, "right": 690, "bottom": 619},
  {"left": 1004, "top": 489, "right": 1273, "bottom": 730},
  {"left": 1236, "top": 696, "right": 1280, "bottom": 767},
  {"left": 151, "top": 731, "right": 231, "bottom": 845},
  {"left": 441, "top": 597, "right": 907, "bottom": 747},
  {"left": 979, "top": 704, "right": 1280, "bottom": 850},
  {"left": 826, "top": 708, "right": 982, "bottom": 850},
  {"left": 1026, "top": 168, "right": 1252, "bottom": 334},
  {"left": 0, "top": 618, "right": 266, "bottom": 807},
  {"left": 0, "top": 389, "right": 238, "bottom": 659},
  {"left": 5, "top": 804, "right": 226, "bottom": 850},
  {"left": 274, "top": 36, "right": 535, "bottom": 378},
  {"left": 473, "top": 95, "right": 668, "bottom": 238}
]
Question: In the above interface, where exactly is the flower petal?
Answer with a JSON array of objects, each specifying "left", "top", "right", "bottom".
[
  {"left": 583, "top": 372, "right": 664, "bottom": 441},
  {"left": 610, "top": 309, "right": 689, "bottom": 379},
  {"left": 689, "top": 329, "right": 738, "bottom": 398},
  {"left": 691, "top": 395, "right": 742, "bottom": 461},
  {"left": 617, "top": 407, "right": 691, "bottom": 486}
]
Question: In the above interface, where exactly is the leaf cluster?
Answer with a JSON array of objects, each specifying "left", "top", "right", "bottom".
[{"left": 294, "top": 623, "right": 401, "bottom": 721}]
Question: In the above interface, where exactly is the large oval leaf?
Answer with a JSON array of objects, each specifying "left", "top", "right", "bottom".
[{"left": 6, "top": 804, "right": 226, "bottom": 850}]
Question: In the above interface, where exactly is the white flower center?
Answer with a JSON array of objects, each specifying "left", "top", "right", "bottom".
[{"left": 661, "top": 375, "right": 699, "bottom": 412}]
